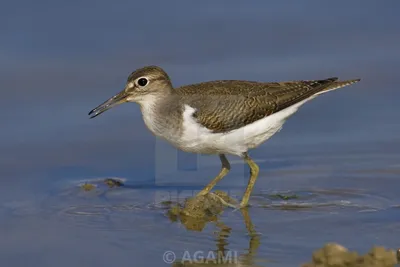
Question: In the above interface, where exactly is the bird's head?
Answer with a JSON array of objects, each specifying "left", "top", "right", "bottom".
[{"left": 88, "top": 65, "right": 172, "bottom": 118}]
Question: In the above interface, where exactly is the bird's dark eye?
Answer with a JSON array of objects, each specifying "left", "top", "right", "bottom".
[{"left": 137, "top": 78, "right": 148, "bottom": 87}]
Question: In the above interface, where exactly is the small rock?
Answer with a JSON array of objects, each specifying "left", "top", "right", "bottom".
[
  {"left": 104, "top": 178, "right": 124, "bottom": 188},
  {"left": 80, "top": 183, "right": 96, "bottom": 191},
  {"left": 303, "top": 243, "right": 398, "bottom": 267}
]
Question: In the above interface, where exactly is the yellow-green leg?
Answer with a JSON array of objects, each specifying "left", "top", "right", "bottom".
[
  {"left": 197, "top": 154, "right": 230, "bottom": 196},
  {"left": 240, "top": 153, "right": 260, "bottom": 207}
]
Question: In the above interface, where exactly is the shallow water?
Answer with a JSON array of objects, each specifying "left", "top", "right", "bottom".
[
  {"left": 1, "top": 2, "right": 400, "bottom": 267},
  {"left": 1, "top": 144, "right": 399, "bottom": 266}
]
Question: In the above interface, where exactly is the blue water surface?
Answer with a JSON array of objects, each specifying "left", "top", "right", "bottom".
[{"left": 1, "top": 1, "right": 400, "bottom": 266}]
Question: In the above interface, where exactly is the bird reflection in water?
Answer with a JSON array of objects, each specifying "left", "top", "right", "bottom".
[{"left": 165, "top": 191, "right": 264, "bottom": 266}]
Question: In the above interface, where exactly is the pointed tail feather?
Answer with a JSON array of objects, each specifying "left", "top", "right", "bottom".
[{"left": 316, "top": 78, "right": 361, "bottom": 95}]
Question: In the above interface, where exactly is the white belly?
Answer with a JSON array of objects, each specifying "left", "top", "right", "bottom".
[{"left": 178, "top": 97, "right": 315, "bottom": 156}]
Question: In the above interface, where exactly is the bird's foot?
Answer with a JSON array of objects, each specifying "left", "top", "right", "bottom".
[
  {"left": 209, "top": 193, "right": 249, "bottom": 211},
  {"left": 195, "top": 191, "right": 249, "bottom": 211},
  {"left": 230, "top": 203, "right": 250, "bottom": 212}
]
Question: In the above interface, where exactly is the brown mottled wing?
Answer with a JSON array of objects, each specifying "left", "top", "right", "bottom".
[{"left": 175, "top": 78, "right": 338, "bottom": 133}]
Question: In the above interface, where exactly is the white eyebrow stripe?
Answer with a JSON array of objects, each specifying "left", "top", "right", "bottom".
[{"left": 127, "top": 82, "right": 134, "bottom": 88}]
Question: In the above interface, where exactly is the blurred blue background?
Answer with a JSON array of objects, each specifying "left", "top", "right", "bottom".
[{"left": 1, "top": 1, "right": 399, "bottom": 266}]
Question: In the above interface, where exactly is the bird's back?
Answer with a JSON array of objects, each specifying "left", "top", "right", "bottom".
[{"left": 173, "top": 78, "right": 359, "bottom": 133}]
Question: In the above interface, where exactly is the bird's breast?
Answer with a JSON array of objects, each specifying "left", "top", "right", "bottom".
[{"left": 140, "top": 104, "right": 182, "bottom": 143}]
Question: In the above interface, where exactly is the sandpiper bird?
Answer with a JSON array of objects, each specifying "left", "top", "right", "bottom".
[{"left": 88, "top": 66, "right": 360, "bottom": 208}]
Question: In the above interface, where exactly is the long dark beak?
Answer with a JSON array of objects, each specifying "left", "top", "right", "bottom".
[{"left": 88, "top": 89, "right": 129, "bottom": 119}]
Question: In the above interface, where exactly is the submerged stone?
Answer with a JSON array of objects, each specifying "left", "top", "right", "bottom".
[{"left": 167, "top": 191, "right": 237, "bottom": 231}]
